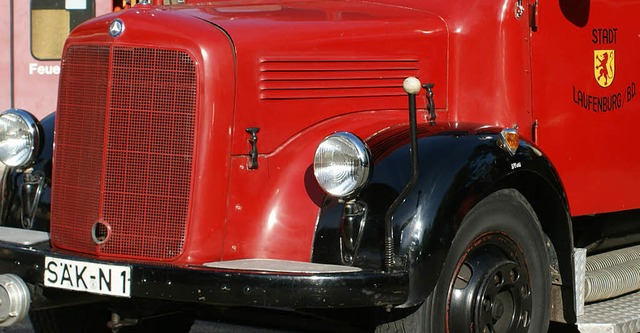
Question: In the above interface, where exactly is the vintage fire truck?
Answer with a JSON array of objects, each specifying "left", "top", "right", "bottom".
[
  {"left": 0, "top": 0, "right": 161, "bottom": 121},
  {"left": 0, "top": 0, "right": 116, "bottom": 120},
  {"left": 0, "top": 0, "right": 638, "bottom": 332}
]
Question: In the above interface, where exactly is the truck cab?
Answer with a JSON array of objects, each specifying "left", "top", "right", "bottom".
[{"left": 0, "top": 0, "right": 638, "bottom": 332}]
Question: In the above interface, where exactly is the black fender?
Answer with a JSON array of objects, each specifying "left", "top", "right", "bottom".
[
  {"left": 312, "top": 123, "right": 574, "bottom": 311},
  {"left": 1, "top": 112, "right": 55, "bottom": 231}
]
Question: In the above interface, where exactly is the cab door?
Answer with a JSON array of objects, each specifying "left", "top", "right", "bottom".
[
  {"left": 6, "top": 0, "right": 111, "bottom": 120},
  {"left": 531, "top": 0, "right": 640, "bottom": 216}
]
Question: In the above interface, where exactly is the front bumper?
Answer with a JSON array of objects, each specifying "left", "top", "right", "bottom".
[{"left": 0, "top": 228, "right": 408, "bottom": 309}]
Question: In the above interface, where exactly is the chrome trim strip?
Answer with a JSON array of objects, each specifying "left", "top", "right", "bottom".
[
  {"left": 575, "top": 248, "right": 586, "bottom": 317},
  {"left": 0, "top": 227, "right": 49, "bottom": 245},
  {"left": 203, "top": 259, "right": 362, "bottom": 274}
]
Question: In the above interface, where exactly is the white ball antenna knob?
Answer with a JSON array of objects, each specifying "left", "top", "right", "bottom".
[{"left": 403, "top": 77, "right": 422, "bottom": 94}]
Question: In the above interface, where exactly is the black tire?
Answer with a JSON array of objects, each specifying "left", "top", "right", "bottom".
[{"left": 376, "top": 189, "right": 551, "bottom": 333}]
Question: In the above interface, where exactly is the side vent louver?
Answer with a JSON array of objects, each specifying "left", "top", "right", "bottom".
[{"left": 259, "top": 59, "right": 419, "bottom": 100}]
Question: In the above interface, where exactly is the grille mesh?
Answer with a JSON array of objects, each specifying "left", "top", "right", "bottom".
[{"left": 52, "top": 45, "right": 197, "bottom": 260}]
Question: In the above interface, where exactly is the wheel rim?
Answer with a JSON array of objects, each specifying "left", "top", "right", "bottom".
[{"left": 447, "top": 233, "right": 532, "bottom": 333}]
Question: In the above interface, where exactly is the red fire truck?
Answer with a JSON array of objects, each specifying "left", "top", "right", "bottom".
[
  {"left": 0, "top": 0, "right": 638, "bottom": 332},
  {"left": 0, "top": 0, "right": 155, "bottom": 121}
]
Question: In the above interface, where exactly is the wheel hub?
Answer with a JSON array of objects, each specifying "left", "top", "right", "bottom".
[
  {"left": 447, "top": 234, "right": 532, "bottom": 333},
  {"left": 492, "top": 297, "right": 505, "bottom": 321}
]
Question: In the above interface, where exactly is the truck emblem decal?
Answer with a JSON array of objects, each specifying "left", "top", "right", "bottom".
[
  {"left": 571, "top": 27, "right": 636, "bottom": 112},
  {"left": 594, "top": 50, "right": 615, "bottom": 88},
  {"left": 109, "top": 19, "right": 125, "bottom": 38}
]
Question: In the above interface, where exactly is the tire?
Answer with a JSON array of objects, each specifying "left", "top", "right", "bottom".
[{"left": 376, "top": 189, "right": 551, "bottom": 333}]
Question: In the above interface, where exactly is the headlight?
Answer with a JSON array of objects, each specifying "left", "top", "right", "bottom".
[
  {"left": 313, "top": 132, "right": 371, "bottom": 198},
  {"left": 0, "top": 109, "right": 40, "bottom": 168}
]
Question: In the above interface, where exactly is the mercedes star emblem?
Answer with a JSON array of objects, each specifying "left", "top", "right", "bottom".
[{"left": 109, "top": 19, "right": 125, "bottom": 38}]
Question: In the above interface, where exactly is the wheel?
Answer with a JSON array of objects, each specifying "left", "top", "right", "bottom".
[{"left": 376, "top": 189, "right": 551, "bottom": 332}]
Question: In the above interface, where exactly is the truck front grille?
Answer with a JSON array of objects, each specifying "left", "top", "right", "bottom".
[{"left": 52, "top": 45, "right": 197, "bottom": 260}]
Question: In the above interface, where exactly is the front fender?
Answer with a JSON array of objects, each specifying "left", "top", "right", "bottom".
[
  {"left": 1, "top": 113, "right": 54, "bottom": 231},
  {"left": 312, "top": 123, "right": 568, "bottom": 307}
]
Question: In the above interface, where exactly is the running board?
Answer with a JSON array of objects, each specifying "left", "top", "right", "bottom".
[
  {"left": 204, "top": 259, "right": 362, "bottom": 274},
  {"left": 577, "top": 290, "right": 640, "bottom": 333},
  {"left": 0, "top": 226, "right": 49, "bottom": 245},
  {"left": 576, "top": 244, "right": 640, "bottom": 333}
]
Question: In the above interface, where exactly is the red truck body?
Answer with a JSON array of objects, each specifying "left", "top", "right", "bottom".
[
  {"left": 0, "top": 0, "right": 114, "bottom": 119},
  {"left": 0, "top": 0, "right": 639, "bottom": 332},
  {"left": 0, "top": 0, "right": 166, "bottom": 120},
  {"left": 532, "top": 1, "right": 639, "bottom": 216}
]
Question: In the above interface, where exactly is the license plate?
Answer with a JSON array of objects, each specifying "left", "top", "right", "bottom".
[{"left": 44, "top": 256, "right": 131, "bottom": 297}]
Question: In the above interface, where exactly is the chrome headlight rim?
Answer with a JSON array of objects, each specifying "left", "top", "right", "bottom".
[
  {"left": 313, "top": 132, "right": 371, "bottom": 199},
  {"left": 0, "top": 109, "right": 41, "bottom": 168}
]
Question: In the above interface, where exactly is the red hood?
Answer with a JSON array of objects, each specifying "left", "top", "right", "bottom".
[
  {"left": 53, "top": 0, "right": 449, "bottom": 263},
  {"left": 185, "top": 0, "right": 448, "bottom": 154}
]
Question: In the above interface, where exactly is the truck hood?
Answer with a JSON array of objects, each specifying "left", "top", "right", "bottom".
[{"left": 186, "top": 0, "right": 448, "bottom": 154}]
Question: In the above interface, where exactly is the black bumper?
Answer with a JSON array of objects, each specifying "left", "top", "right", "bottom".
[{"left": 0, "top": 241, "right": 409, "bottom": 309}]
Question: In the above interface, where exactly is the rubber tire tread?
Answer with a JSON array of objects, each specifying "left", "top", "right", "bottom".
[{"left": 375, "top": 189, "right": 551, "bottom": 333}]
